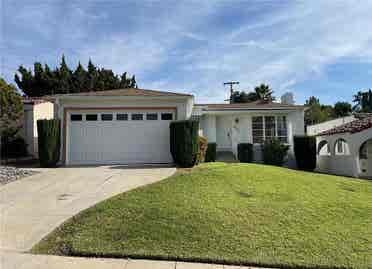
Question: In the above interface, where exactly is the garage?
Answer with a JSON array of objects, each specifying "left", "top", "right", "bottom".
[
  {"left": 66, "top": 109, "right": 175, "bottom": 165},
  {"left": 49, "top": 88, "right": 193, "bottom": 165}
]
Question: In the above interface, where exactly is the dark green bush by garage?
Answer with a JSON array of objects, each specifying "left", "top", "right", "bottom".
[
  {"left": 205, "top": 143, "right": 217, "bottom": 162},
  {"left": 237, "top": 143, "right": 253, "bottom": 163},
  {"left": 37, "top": 119, "right": 61, "bottom": 167},
  {"left": 170, "top": 120, "right": 199, "bottom": 167},
  {"left": 294, "top": 135, "right": 316, "bottom": 171}
]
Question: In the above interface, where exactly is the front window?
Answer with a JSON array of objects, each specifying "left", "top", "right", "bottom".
[
  {"left": 252, "top": 116, "right": 287, "bottom": 144},
  {"left": 265, "top": 116, "right": 276, "bottom": 140},
  {"left": 277, "top": 116, "right": 288, "bottom": 143},
  {"left": 252, "top": 116, "right": 264, "bottom": 144}
]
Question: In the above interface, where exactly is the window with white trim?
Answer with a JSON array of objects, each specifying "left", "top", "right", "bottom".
[
  {"left": 252, "top": 116, "right": 287, "bottom": 144},
  {"left": 277, "top": 116, "right": 288, "bottom": 143},
  {"left": 252, "top": 117, "right": 264, "bottom": 144}
]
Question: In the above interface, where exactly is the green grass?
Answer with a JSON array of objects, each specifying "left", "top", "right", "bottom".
[{"left": 32, "top": 163, "right": 372, "bottom": 269}]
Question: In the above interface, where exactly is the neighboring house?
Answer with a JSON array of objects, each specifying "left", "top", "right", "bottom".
[
  {"left": 194, "top": 101, "right": 305, "bottom": 166},
  {"left": 316, "top": 116, "right": 372, "bottom": 178},
  {"left": 47, "top": 88, "right": 306, "bottom": 166},
  {"left": 21, "top": 98, "right": 54, "bottom": 157},
  {"left": 307, "top": 116, "right": 356, "bottom": 136}
]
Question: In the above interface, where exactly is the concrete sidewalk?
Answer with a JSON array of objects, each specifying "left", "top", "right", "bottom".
[{"left": 1, "top": 251, "right": 256, "bottom": 269}]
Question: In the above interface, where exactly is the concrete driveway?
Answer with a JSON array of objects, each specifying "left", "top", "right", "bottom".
[{"left": 0, "top": 165, "right": 175, "bottom": 252}]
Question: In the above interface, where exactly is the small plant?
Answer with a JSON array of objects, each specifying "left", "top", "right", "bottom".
[
  {"left": 197, "top": 136, "right": 208, "bottom": 164},
  {"left": 237, "top": 143, "right": 253, "bottom": 163},
  {"left": 205, "top": 143, "right": 217, "bottom": 162},
  {"left": 262, "top": 138, "right": 289, "bottom": 166}
]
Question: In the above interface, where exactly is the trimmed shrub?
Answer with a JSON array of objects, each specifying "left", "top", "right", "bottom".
[
  {"left": 294, "top": 135, "right": 316, "bottom": 171},
  {"left": 197, "top": 136, "right": 208, "bottom": 164},
  {"left": 262, "top": 138, "right": 290, "bottom": 166},
  {"left": 1, "top": 135, "right": 28, "bottom": 158},
  {"left": 205, "top": 143, "right": 217, "bottom": 162},
  {"left": 170, "top": 120, "right": 199, "bottom": 167},
  {"left": 37, "top": 119, "right": 61, "bottom": 167},
  {"left": 237, "top": 143, "right": 253, "bottom": 163}
]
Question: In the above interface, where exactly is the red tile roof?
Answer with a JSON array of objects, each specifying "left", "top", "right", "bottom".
[
  {"left": 49, "top": 88, "right": 192, "bottom": 98},
  {"left": 318, "top": 116, "right": 372, "bottom": 136}
]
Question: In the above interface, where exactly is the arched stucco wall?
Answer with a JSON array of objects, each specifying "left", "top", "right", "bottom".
[{"left": 316, "top": 128, "right": 372, "bottom": 178}]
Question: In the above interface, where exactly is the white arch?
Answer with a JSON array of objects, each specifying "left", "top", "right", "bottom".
[
  {"left": 334, "top": 138, "right": 350, "bottom": 155},
  {"left": 318, "top": 140, "right": 330, "bottom": 156}
]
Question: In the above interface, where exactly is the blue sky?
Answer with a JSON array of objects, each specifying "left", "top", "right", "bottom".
[{"left": 1, "top": 0, "right": 372, "bottom": 104}]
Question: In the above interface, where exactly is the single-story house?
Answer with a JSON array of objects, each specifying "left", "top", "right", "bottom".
[
  {"left": 316, "top": 116, "right": 372, "bottom": 178},
  {"left": 48, "top": 88, "right": 306, "bottom": 166},
  {"left": 21, "top": 98, "right": 54, "bottom": 157}
]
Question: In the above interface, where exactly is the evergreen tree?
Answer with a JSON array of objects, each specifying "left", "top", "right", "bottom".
[
  {"left": 56, "top": 55, "right": 72, "bottom": 94},
  {"left": 72, "top": 62, "right": 88, "bottom": 93},
  {"left": 14, "top": 55, "right": 138, "bottom": 97}
]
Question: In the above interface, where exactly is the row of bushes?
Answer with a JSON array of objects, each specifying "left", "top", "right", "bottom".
[
  {"left": 170, "top": 120, "right": 317, "bottom": 170},
  {"left": 237, "top": 136, "right": 316, "bottom": 170},
  {"left": 237, "top": 140, "right": 289, "bottom": 166}
]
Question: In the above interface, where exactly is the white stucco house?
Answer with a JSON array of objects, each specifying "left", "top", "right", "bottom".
[
  {"left": 316, "top": 116, "right": 372, "bottom": 178},
  {"left": 48, "top": 88, "right": 306, "bottom": 166},
  {"left": 21, "top": 98, "right": 54, "bottom": 157}
]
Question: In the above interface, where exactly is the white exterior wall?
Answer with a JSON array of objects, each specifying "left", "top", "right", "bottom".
[
  {"left": 199, "top": 110, "right": 305, "bottom": 167},
  {"left": 316, "top": 128, "right": 372, "bottom": 178},
  {"left": 287, "top": 110, "right": 305, "bottom": 167},
  {"left": 307, "top": 116, "right": 355, "bottom": 135},
  {"left": 200, "top": 115, "right": 216, "bottom": 142}
]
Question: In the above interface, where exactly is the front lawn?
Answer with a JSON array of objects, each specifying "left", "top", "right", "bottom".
[{"left": 32, "top": 163, "right": 372, "bottom": 269}]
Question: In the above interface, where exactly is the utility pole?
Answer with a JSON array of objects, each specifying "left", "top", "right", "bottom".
[{"left": 223, "top": 81, "right": 240, "bottom": 97}]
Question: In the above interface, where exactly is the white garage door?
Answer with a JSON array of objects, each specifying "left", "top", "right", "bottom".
[{"left": 67, "top": 110, "right": 174, "bottom": 165}]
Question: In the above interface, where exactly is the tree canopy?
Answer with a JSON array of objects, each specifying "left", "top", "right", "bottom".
[
  {"left": 353, "top": 90, "right": 372, "bottom": 113},
  {"left": 14, "top": 55, "right": 137, "bottom": 97},
  {"left": 230, "top": 83, "right": 275, "bottom": 103},
  {"left": 0, "top": 78, "right": 24, "bottom": 138},
  {"left": 305, "top": 96, "right": 336, "bottom": 126},
  {"left": 333, "top": 101, "right": 352, "bottom": 117}
]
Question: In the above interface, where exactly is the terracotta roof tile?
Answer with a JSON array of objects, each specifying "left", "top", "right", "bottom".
[{"left": 318, "top": 116, "right": 372, "bottom": 136}]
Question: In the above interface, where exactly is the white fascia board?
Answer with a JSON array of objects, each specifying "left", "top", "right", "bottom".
[
  {"left": 201, "top": 109, "right": 302, "bottom": 115},
  {"left": 54, "top": 95, "right": 191, "bottom": 102}
]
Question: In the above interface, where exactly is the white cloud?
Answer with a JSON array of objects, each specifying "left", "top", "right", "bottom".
[{"left": 4, "top": 0, "right": 372, "bottom": 104}]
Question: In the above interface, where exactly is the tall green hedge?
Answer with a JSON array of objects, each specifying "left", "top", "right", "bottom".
[
  {"left": 237, "top": 143, "right": 253, "bottom": 163},
  {"left": 170, "top": 120, "right": 199, "bottom": 167},
  {"left": 37, "top": 119, "right": 61, "bottom": 167},
  {"left": 294, "top": 135, "right": 316, "bottom": 171},
  {"left": 205, "top": 143, "right": 217, "bottom": 162}
]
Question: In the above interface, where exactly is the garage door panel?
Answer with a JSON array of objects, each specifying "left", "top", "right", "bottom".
[{"left": 68, "top": 111, "right": 173, "bottom": 165}]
